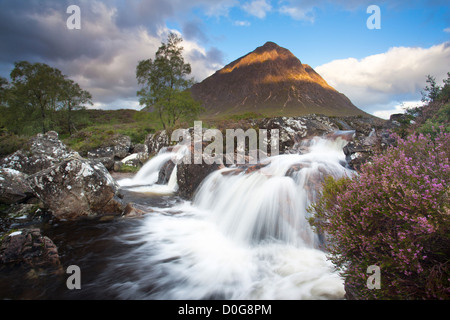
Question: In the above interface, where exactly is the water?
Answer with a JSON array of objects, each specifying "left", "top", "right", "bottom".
[{"left": 0, "top": 133, "right": 354, "bottom": 300}]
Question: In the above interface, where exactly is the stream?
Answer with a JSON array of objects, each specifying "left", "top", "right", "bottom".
[{"left": 0, "top": 133, "right": 354, "bottom": 300}]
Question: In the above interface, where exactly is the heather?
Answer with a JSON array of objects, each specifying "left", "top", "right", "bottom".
[{"left": 309, "top": 129, "right": 450, "bottom": 299}]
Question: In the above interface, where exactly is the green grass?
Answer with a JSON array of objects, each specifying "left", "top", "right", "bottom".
[{"left": 62, "top": 109, "right": 162, "bottom": 156}]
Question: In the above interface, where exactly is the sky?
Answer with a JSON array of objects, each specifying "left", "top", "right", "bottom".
[{"left": 0, "top": 0, "right": 449, "bottom": 119}]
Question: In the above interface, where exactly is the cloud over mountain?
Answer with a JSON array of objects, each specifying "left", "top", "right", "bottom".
[{"left": 316, "top": 42, "right": 450, "bottom": 116}]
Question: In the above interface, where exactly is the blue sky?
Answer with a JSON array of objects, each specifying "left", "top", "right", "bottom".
[{"left": 0, "top": 0, "right": 449, "bottom": 118}]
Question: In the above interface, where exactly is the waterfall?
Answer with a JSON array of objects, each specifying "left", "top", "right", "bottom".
[
  {"left": 193, "top": 133, "right": 354, "bottom": 247},
  {"left": 117, "top": 145, "right": 187, "bottom": 194},
  {"left": 105, "top": 131, "right": 355, "bottom": 300}
]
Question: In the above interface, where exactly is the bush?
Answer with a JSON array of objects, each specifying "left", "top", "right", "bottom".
[
  {"left": 0, "top": 131, "right": 28, "bottom": 157},
  {"left": 309, "top": 129, "right": 450, "bottom": 299}
]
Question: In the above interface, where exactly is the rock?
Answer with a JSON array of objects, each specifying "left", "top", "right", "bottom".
[
  {"left": 87, "top": 134, "right": 132, "bottom": 165},
  {"left": 157, "top": 160, "right": 176, "bottom": 185},
  {"left": 0, "top": 228, "right": 62, "bottom": 273},
  {"left": 132, "top": 143, "right": 148, "bottom": 154},
  {"left": 177, "top": 161, "right": 222, "bottom": 199},
  {"left": 112, "top": 135, "right": 132, "bottom": 159},
  {"left": 0, "top": 131, "right": 78, "bottom": 175},
  {"left": 343, "top": 128, "right": 395, "bottom": 171},
  {"left": 389, "top": 113, "right": 409, "bottom": 122},
  {"left": 87, "top": 146, "right": 115, "bottom": 159},
  {"left": 120, "top": 152, "right": 148, "bottom": 168},
  {"left": 0, "top": 168, "right": 34, "bottom": 204},
  {"left": 123, "top": 203, "right": 152, "bottom": 218},
  {"left": 92, "top": 157, "right": 115, "bottom": 171},
  {"left": 254, "top": 116, "right": 340, "bottom": 153},
  {"left": 28, "top": 156, "right": 125, "bottom": 220},
  {"left": 145, "top": 130, "right": 170, "bottom": 155}
]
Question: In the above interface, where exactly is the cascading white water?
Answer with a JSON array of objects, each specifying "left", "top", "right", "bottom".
[
  {"left": 108, "top": 132, "right": 355, "bottom": 300},
  {"left": 193, "top": 135, "right": 354, "bottom": 247},
  {"left": 117, "top": 145, "right": 187, "bottom": 194}
]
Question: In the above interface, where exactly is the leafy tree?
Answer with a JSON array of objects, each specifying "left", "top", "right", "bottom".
[
  {"left": 438, "top": 72, "right": 450, "bottom": 102},
  {"left": 0, "top": 77, "right": 8, "bottom": 104},
  {"left": 421, "top": 75, "right": 442, "bottom": 103},
  {"left": 136, "top": 33, "right": 203, "bottom": 130},
  {"left": 4, "top": 61, "right": 92, "bottom": 135},
  {"left": 60, "top": 79, "right": 92, "bottom": 135},
  {"left": 8, "top": 61, "right": 65, "bottom": 133}
]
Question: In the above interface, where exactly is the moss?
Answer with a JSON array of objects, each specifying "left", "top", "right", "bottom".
[{"left": 116, "top": 165, "right": 140, "bottom": 173}]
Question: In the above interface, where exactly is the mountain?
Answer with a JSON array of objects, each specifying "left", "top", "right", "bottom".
[{"left": 191, "top": 41, "right": 369, "bottom": 118}]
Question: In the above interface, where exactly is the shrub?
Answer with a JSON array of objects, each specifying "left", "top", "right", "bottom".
[{"left": 309, "top": 129, "right": 450, "bottom": 299}]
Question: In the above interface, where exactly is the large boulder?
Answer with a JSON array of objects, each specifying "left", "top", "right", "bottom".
[
  {"left": 0, "top": 228, "right": 61, "bottom": 273},
  {"left": 0, "top": 131, "right": 78, "bottom": 175},
  {"left": 0, "top": 168, "right": 34, "bottom": 204},
  {"left": 28, "top": 156, "right": 125, "bottom": 220}
]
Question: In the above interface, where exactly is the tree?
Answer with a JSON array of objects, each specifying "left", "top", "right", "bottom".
[
  {"left": 0, "top": 77, "right": 8, "bottom": 104},
  {"left": 60, "top": 79, "right": 92, "bottom": 135},
  {"left": 421, "top": 75, "right": 442, "bottom": 102},
  {"left": 438, "top": 72, "right": 450, "bottom": 102},
  {"left": 136, "top": 33, "right": 203, "bottom": 130},
  {"left": 9, "top": 61, "right": 66, "bottom": 133},
  {"left": 5, "top": 61, "right": 92, "bottom": 135}
]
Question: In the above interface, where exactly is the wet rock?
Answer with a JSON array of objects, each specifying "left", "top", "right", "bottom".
[
  {"left": 28, "top": 156, "right": 125, "bottom": 220},
  {"left": 177, "top": 161, "right": 222, "bottom": 199},
  {"left": 0, "top": 228, "right": 62, "bottom": 274},
  {"left": 123, "top": 203, "right": 152, "bottom": 218},
  {"left": 0, "top": 168, "right": 35, "bottom": 204},
  {"left": 0, "top": 131, "right": 78, "bottom": 175},
  {"left": 157, "top": 160, "right": 176, "bottom": 185}
]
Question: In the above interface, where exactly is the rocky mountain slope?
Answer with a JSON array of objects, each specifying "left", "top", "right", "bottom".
[{"left": 191, "top": 41, "right": 369, "bottom": 118}]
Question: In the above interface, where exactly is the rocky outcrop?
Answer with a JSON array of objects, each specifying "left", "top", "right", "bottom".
[
  {"left": 0, "top": 168, "right": 34, "bottom": 204},
  {"left": 0, "top": 131, "right": 78, "bottom": 175},
  {"left": 28, "top": 156, "right": 124, "bottom": 220}
]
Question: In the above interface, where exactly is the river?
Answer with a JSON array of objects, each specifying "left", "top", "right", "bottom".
[{"left": 0, "top": 133, "right": 354, "bottom": 300}]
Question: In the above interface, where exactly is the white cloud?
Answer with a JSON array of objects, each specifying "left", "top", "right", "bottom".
[
  {"left": 372, "top": 100, "right": 424, "bottom": 120},
  {"left": 444, "top": 27, "right": 450, "bottom": 33},
  {"left": 242, "top": 0, "right": 272, "bottom": 18},
  {"left": 315, "top": 42, "right": 450, "bottom": 115},
  {"left": 233, "top": 20, "right": 251, "bottom": 27},
  {"left": 279, "top": 5, "right": 315, "bottom": 22}
]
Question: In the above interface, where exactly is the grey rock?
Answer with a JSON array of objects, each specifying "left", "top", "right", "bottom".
[
  {"left": 0, "top": 168, "right": 34, "bottom": 204},
  {"left": 0, "top": 131, "right": 78, "bottom": 175},
  {"left": 28, "top": 156, "right": 124, "bottom": 220}
]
